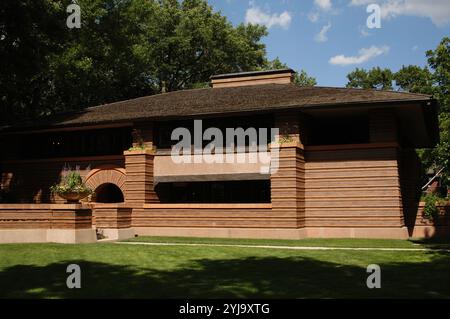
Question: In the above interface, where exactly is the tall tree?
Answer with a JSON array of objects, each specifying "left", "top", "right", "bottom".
[
  {"left": 0, "top": 0, "right": 68, "bottom": 121},
  {"left": 394, "top": 65, "right": 434, "bottom": 94},
  {"left": 427, "top": 37, "right": 450, "bottom": 113},
  {"left": 0, "top": 0, "right": 269, "bottom": 124},
  {"left": 135, "top": 0, "right": 268, "bottom": 92},
  {"left": 418, "top": 37, "right": 450, "bottom": 187},
  {"left": 346, "top": 67, "right": 393, "bottom": 90}
]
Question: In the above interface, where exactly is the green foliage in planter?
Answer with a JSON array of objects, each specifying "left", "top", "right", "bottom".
[
  {"left": 423, "top": 193, "right": 440, "bottom": 220},
  {"left": 128, "top": 145, "right": 147, "bottom": 151},
  {"left": 50, "top": 171, "right": 93, "bottom": 195},
  {"left": 129, "top": 129, "right": 150, "bottom": 151},
  {"left": 278, "top": 134, "right": 294, "bottom": 144}
]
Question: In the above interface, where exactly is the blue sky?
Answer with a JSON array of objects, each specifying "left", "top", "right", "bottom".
[{"left": 208, "top": 0, "right": 450, "bottom": 87}]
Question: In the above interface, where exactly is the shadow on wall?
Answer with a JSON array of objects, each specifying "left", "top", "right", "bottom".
[
  {"left": 0, "top": 161, "right": 125, "bottom": 204},
  {"left": 0, "top": 113, "right": 93, "bottom": 203},
  {"left": 0, "top": 162, "right": 81, "bottom": 203},
  {"left": 0, "top": 252, "right": 449, "bottom": 298},
  {"left": 398, "top": 149, "right": 423, "bottom": 238},
  {"left": 0, "top": 165, "right": 61, "bottom": 203}
]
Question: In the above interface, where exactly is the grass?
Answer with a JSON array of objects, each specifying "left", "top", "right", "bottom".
[
  {"left": 124, "top": 236, "right": 450, "bottom": 249},
  {"left": 0, "top": 237, "right": 449, "bottom": 299}
]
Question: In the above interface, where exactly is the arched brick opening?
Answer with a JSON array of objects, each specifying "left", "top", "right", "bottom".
[
  {"left": 85, "top": 167, "right": 126, "bottom": 202},
  {"left": 95, "top": 183, "right": 125, "bottom": 203}
]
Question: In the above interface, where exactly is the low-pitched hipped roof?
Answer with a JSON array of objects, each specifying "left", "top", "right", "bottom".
[{"left": 1, "top": 83, "right": 434, "bottom": 131}]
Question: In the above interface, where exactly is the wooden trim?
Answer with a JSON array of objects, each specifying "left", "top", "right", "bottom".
[
  {"left": 305, "top": 142, "right": 399, "bottom": 152},
  {"left": 0, "top": 122, "right": 133, "bottom": 136},
  {"left": 271, "top": 142, "right": 303, "bottom": 149},
  {"left": 0, "top": 204, "right": 86, "bottom": 209},
  {"left": 1, "top": 155, "right": 124, "bottom": 164},
  {"left": 143, "top": 203, "right": 272, "bottom": 209},
  {"left": 91, "top": 203, "right": 129, "bottom": 208},
  {"left": 123, "top": 149, "right": 155, "bottom": 156}
]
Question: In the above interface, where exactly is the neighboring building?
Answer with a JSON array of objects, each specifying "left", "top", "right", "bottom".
[{"left": 0, "top": 69, "right": 443, "bottom": 240}]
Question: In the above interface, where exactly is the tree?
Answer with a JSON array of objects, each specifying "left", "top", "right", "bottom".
[
  {"left": 418, "top": 37, "right": 450, "bottom": 187},
  {"left": 265, "top": 57, "right": 317, "bottom": 86},
  {"left": 427, "top": 37, "right": 450, "bottom": 113},
  {"left": 394, "top": 65, "right": 434, "bottom": 94},
  {"left": 0, "top": 0, "right": 68, "bottom": 121},
  {"left": 135, "top": 0, "right": 268, "bottom": 92},
  {"left": 346, "top": 67, "right": 393, "bottom": 90}
]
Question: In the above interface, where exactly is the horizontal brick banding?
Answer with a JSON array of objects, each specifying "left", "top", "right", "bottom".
[
  {"left": 124, "top": 150, "right": 158, "bottom": 204},
  {"left": 134, "top": 204, "right": 281, "bottom": 228},
  {"left": 271, "top": 144, "right": 305, "bottom": 228},
  {"left": 0, "top": 204, "right": 92, "bottom": 229},
  {"left": 304, "top": 146, "right": 404, "bottom": 228},
  {"left": 93, "top": 204, "right": 132, "bottom": 229}
]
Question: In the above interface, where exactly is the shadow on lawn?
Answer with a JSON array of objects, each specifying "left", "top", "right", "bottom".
[{"left": 0, "top": 252, "right": 449, "bottom": 299}]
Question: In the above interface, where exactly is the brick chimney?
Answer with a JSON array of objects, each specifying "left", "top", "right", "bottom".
[{"left": 210, "top": 69, "right": 295, "bottom": 88}]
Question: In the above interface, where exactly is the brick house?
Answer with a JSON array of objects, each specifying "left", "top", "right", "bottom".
[{"left": 0, "top": 69, "right": 444, "bottom": 242}]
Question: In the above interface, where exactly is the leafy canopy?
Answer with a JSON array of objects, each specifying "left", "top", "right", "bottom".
[
  {"left": 1, "top": 0, "right": 315, "bottom": 124},
  {"left": 346, "top": 67, "right": 394, "bottom": 90}
]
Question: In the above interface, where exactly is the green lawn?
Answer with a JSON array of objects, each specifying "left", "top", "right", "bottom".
[
  {"left": 0, "top": 237, "right": 449, "bottom": 299},
  {"left": 124, "top": 235, "right": 450, "bottom": 249}
]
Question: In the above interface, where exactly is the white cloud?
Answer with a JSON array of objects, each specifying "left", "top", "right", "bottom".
[
  {"left": 308, "top": 0, "right": 336, "bottom": 24},
  {"left": 315, "top": 0, "right": 332, "bottom": 11},
  {"left": 245, "top": 5, "right": 292, "bottom": 29},
  {"left": 315, "top": 22, "right": 332, "bottom": 42},
  {"left": 350, "top": 0, "right": 450, "bottom": 26},
  {"left": 329, "top": 45, "right": 390, "bottom": 66}
]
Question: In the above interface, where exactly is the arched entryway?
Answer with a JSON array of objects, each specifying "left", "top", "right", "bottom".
[
  {"left": 84, "top": 167, "right": 126, "bottom": 202},
  {"left": 95, "top": 183, "right": 124, "bottom": 203}
]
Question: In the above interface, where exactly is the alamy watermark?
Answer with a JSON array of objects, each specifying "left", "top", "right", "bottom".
[
  {"left": 366, "top": 264, "right": 381, "bottom": 289},
  {"left": 65, "top": 2, "right": 381, "bottom": 31},
  {"left": 367, "top": 4, "right": 381, "bottom": 29},
  {"left": 66, "top": 2, "right": 81, "bottom": 29},
  {"left": 170, "top": 120, "right": 281, "bottom": 174},
  {"left": 66, "top": 264, "right": 81, "bottom": 289}
]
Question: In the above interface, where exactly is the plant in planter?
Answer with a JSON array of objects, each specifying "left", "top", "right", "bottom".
[
  {"left": 275, "top": 134, "right": 294, "bottom": 146},
  {"left": 50, "top": 168, "right": 93, "bottom": 203},
  {"left": 128, "top": 128, "right": 148, "bottom": 151}
]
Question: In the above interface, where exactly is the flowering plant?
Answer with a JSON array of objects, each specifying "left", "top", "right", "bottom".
[{"left": 50, "top": 166, "right": 92, "bottom": 195}]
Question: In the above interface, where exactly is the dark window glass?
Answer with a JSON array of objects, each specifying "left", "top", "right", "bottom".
[
  {"left": 12, "top": 127, "right": 132, "bottom": 159},
  {"left": 155, "top": 115, "right": 274, "bottom": 150},
  {"left": 308, "top": 114, "right": 369, "bottom": 145},
  {"left": 155, "top": 180, "right": 271, "bottom": 203}
]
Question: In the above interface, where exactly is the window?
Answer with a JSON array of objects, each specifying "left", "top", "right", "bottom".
[
  {"left": 155, "top": 180, "right": 271, "bottom": 203},
  {"left": 308, "top": 114, "right": 369, "bottom": 146},
  {"left": 155, "top": 115, "right": 273, "bottom": 151},
  {"left": 12, "top": 127, "right": 132, "bottom": 159}
]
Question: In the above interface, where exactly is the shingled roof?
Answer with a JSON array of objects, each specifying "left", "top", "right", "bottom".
[{"left": 1, "top": 84, "right": 434, "bottom": 131}]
